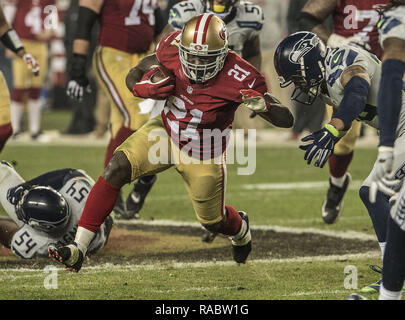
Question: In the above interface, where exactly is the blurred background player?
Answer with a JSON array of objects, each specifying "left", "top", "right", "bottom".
[
  {"left": 297, "top": 0, "right": 390, "bottom": 224},
  {"left": 65, "top": 0, "right": 166, "bottom": 219},
  {"left": 162, "top": 0, "right": 265, "bottom": 131},
  {"left": 0, "top": 161, "right": 112, "bottom": 259},
  {"left": 0, "top": 1, "right": 40, "bottom": 151},
  {"left": 286, "top": 0, "right": 326, "bottom": 141},
  {"left": 4, "top": 0, "right": 55, "bottom": 142}
]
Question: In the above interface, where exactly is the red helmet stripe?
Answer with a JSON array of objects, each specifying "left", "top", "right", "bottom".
[
  {"left": 193, "top": 13, "right": 214, "bottom": 45},
  {"left": 201, "top": 14, "right": 213, "bottom": 44}
]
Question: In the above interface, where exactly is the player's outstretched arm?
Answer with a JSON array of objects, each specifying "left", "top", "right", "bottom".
[
  {"left": 0, "top": 6, "right": 40, "bottom": 75},
  {"left": 240, "top": 89, "right": 293, "bottom": 128},
  {"left": 258, "top": 93, "right": 294, "bottom": 128}
]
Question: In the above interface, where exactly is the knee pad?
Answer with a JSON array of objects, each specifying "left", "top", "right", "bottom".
[
  {"left": 103, "top": 151, "right": 132, "bottom": 186},
  {"left": 202, "top": 218, "right": 225, "bottom": 234}
]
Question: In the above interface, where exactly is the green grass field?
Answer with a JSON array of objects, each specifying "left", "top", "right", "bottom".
[{"left": 0, "top": 117, "right": 388, "bottom": 300}]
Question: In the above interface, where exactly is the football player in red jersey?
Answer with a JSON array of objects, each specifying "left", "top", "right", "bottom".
[
  {"left": 0, "top": 3, "right": 40, "bottom": 151},
  {"left": 297, "top": 0, "right": 390, "bottom": 225},
  {"left": 48, "top": 13, "right": 293, "bottom": 272},
  {"left": 66, "top": 0, "right": 166, "bottom": 220},
  {"left": 5, "top": 0, "right": 54, "bottom": 141}
]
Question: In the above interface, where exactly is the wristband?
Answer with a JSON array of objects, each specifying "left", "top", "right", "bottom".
[
  {"left": 324, "top": 123, "right": 339, "bottom": 138},
  {"left": 0, "top": 29, "right": 24, "bottom": 53}
]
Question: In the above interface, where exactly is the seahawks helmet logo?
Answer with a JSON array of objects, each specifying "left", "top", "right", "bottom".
[{"left": 289, "top": 36, "right": 319, "bottom": 64}]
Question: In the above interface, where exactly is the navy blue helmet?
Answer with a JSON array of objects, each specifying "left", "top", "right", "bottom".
[
  {"left": 274, "top": 31, "right": 327, "bottom": 105},
  {"left": 15, "top": 186, "right": 70, "bottom": 234}
]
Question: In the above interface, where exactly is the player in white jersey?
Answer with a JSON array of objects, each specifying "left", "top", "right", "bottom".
[
  {"left": 0, "top": 161, "right": 112, "bottom": 260},
  {"left": 274, "top": 31, "right": 405, "bottom": 293},
  {"left": 364, "top": 0, "right": 405, "bottom": 300},
  {"left": 164, "top": 0, "right": 264, "bottom": 67}
]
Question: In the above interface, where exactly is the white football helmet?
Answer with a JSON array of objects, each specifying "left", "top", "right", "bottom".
[{"left": 179, "top": 13, "right": 229, "bottom": 83}]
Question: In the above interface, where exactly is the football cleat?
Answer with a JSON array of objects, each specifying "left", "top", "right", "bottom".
[
  {"left": 321, "top": 173, "right": 352, "bottom": 224},
  {"left": 112, "top": 192, "right": 126, "bottom": 218},
  {"left": 347, "top": 293, "right": 367, "bottom": 300},
  {"left": 360, "top": 265, "right": 383, "bottom": 293},
  {"left": 124, "top": 175, "right": 157, "bottom": 219},
  {"left": 231, "top": 211, "right": 252, "bottom": 263},
  {"left": 48, "top": 242, "right": 84, "bottom": 272},
  {"left": 201, "top": 230, "right": 218, "bottom": 243}
]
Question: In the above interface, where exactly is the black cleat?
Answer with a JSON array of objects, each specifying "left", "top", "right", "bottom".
[
  {"left": 125, "top": 175, "right": 157, "bottom": 219},
  {"left": 113, "top": 192, "right": 127, "bottom": 218},
  {"left": 48, "top": 242, "right": 84, "bottom": 272},
  {"left": 202, "top": 230, "right": 218, "bottom": 243},
  {"left": 322, "top": 173, "right": 351, "bottom": 224},
  {"left": 347, "top": 293, "right": 367, "bottom": 300},
  {"left": 231, "top": 211, "right": 252, "bottom": 264}
]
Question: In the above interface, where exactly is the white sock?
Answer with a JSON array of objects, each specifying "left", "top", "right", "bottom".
[
  {"left": 74, "top": 226, "right": 95, "bottom": 255},
  {"left": 10, "top": 101, "right": 24, "bottom": 134},
  {"left": 379, "top": 242, "right": 386, "bottom": 263},
  {"left": 379, "top": 283, "right": 402, "bottom": 300},
  {"left": 27, "top": 99, "right": 42, "bottom": 135},
  {"left": 330, "top": 173, "right": 347, "bottom": 188}
]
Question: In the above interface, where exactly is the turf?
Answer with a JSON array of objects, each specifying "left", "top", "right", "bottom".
[{"left": 0, "top": 136, "right": 386, "bottom": 301}]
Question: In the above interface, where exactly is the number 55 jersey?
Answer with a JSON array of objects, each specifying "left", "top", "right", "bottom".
[
  {"left": 155, "top": 30, "right": 268, "bottom": 160},
  {"left": 7, "top": 169, "right": 111, "bottom": 259}
]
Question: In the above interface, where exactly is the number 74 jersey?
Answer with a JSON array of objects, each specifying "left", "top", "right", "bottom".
[
  {"left": 156, "top": 31, "right": 268, "bottom": 160},
  {"left": 321, "top": 44, "right": 405, "bottom": 138}
]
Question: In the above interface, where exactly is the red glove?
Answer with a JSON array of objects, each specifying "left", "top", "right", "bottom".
[{"left": 132, "top": 68, "right": 175, "bottom": 100}]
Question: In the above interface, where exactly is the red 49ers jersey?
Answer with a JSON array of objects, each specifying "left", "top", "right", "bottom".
[
  {"left": 156, "top": 31, "right": 268, "bottom": 160},
  {"left": 98, "top": 0, "right": 159, "bottom": 54},
  {"left": 333, "top": 0, "right": 390, "bottom": 58},
  {"left": 11, "top": 0, "right": 55, "bottom": 41}
]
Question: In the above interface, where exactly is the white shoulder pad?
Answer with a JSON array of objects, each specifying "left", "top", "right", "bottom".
[
  {"left": 168, "top": 0, "right": 204, "bottom": 30},
  {"left": 236, "top": 1, "right": 264, "bottom": 30}
]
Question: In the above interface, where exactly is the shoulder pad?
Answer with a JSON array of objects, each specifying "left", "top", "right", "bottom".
[{"left": 236, "top": 2, "right": 264, "bottom": 30}]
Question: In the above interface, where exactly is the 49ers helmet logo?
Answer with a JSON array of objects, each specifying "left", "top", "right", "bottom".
[{"left": 219, "top": 25, "right": 228, "bottom": 41}]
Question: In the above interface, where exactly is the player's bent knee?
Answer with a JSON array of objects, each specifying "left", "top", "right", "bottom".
[{"left": 103, "top": 151, "right": 131, "bottom": 187}]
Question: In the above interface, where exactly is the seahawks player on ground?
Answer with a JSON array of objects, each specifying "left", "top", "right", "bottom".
[
  {"left": 0, "top": 161, "right": 112, "bottom": 262},
  {"left": 274, "top": 31, "right": 405, "bottom": 293}
]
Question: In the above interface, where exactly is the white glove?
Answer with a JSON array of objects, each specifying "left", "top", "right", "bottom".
[
  {"left": 369, "top": 146, "right": 402, "bottom": 203},
  {"left": 327, "top": 33, "right": 371, "bottom": 51},
  {"left": 22, "top": 53, "right": 40, "bottom": 76},
  {"left": 240, "top": 89, "right": 268, "bottom": 113}
]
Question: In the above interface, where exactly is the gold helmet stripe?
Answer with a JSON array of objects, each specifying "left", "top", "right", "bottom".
[{"left": 194, "top": 13, "right": 214, "bottom": 45}]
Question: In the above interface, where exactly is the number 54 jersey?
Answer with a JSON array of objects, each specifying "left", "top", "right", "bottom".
[
  {"left": 156, "top": 30, "right": 268, "bottom": 160},
  {"left": 10, "top": 170, "right": 110, "bottom": 259},
  {"left": 320, "top": 44, "right": 405, "bottom": 138}
]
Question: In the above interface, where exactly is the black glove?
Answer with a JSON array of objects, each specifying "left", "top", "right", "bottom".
[
  {"left": 66, "top": 53, "right": 91, "bottom": 101},
  {"left": 299, "top": 124, "right": 339, "bottom": 168}
]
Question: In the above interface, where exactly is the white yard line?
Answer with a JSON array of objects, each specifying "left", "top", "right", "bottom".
[
  {"left": 0, "top": 251, "right": 380, "bottom": 274},
  {"left": 114, "top": 219, "right": 376, "bottom": 241},
  {"left": 242, "top": 180, "right": 364, "bottom": 191}
]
